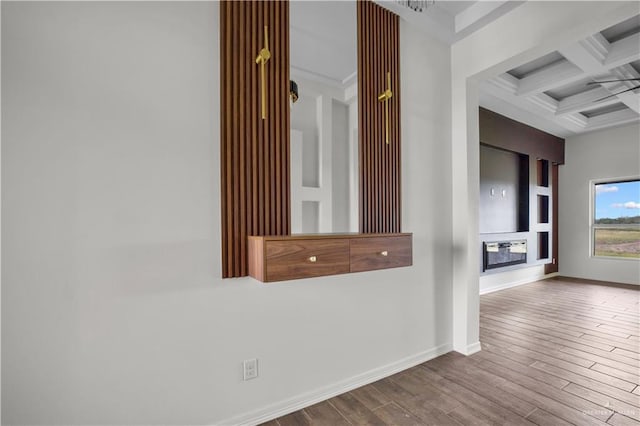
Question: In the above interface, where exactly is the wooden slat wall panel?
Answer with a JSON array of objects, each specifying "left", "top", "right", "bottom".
[
  {"left": 220, "top": 0, "right": 290, "bottom": 278},
  {"left": 358, "top": 1, "right": 401, "bottom": 234}
]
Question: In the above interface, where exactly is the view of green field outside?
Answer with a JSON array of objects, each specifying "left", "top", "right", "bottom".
[
  {"left": 594, "top": 228, "right": 640, "bottom": 258},
  {"left": 594, "top": 180, "right": 640, "bottom": 259}
]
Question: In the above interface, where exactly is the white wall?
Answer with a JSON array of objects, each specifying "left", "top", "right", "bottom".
[
  {"left": 1, "top": 2, "right": 452, "bottom": 424},
  {"left": 559, "top": 123, "right": 640, "bottom": 285},
  {"left": 450, "top": 1, "right": 639, "bottom": 354}
]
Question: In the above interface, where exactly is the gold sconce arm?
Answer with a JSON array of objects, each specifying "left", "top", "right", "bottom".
[
  {"left": 255, "top": 26, "right": 271, "bottom": 120},
  {"left": 378, "top": 71, "right": 393, "bottom": 144}
]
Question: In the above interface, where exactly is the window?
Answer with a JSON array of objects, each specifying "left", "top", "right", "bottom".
[{"left": 593, "top": 179, "right": 640, "bottom": 259}]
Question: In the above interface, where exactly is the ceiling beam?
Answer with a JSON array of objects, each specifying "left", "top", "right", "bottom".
[
  {"left": 559, "top": 35, "right": 639, "bottom": 113},
  {"left": 584, "top": 108, "right": 639, "bottom": 132},
  {"left": 482, "top": 76, "right": 587, "bottom": 132},
  {"left": 527, "top": 93, "right": 558, "bottom": 114},
  {"left": 555, "top": 86, "right": 619, "bottom": 116},
  {"left": 607, "top": 65, "right": 640, "bottom": 113},
  {"left": 516, "top": 61, "right": 584, "bottom": 96},
  {"left": 559, "top": 34, "right": 609, "bottom": 73},
  {"left": 605, "top": 32, "right": 640, "bottom": 69},
  {"left": 482, "top": 14, "right": 639, "bottom": 135},
  {"left": 455, "top": 1, "right": 508, "bottom": 33}
]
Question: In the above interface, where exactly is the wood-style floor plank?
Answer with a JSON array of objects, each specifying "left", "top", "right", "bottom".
[
  {"left": 609, "top": 413, "right": 640, "bottom": 426},
  {"left": 373, "top": 402, "right": 424, "bottom": 426},
  {"left": 563, "top": 383, "right": 640, "bottom": 421},
  {"left": 263, "top": 278, "right": 640, "bottom": 426},
  {"left": 328, "top": 393, "right": 386, "bottom": 425},
  {"left": 350, "top": 383, "right": 390, "bottom": 411},
  {"left": 525, "top": 408, "right": 574, "bottom": 426},
  {"left": 472, "top": 348, "right": 571, "bottom": 389},
  {"left": 277, "top": 410, "right": 311, "bottom": 426},
  {"left": 529, "top": 361, "right": 640, "bottom": 408},
  {"left": 304, "top": 401, "right": 351, "bottom": 426}
]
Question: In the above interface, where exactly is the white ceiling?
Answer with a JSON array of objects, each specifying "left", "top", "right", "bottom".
[
  {"left": 289, "top": 0, "right": 521, "bottom": 87},
  {"left": 436, "top": 1, "right": 477, "bottom": 17},
  {"left": 378, "top": 0, "right": 524, "bottom": 44},
  {"left": 480, "top": 13, "right": 640, "bottom": 137},
  {"left": 289, "top": 2, "right": 640, "bottom": 137}
]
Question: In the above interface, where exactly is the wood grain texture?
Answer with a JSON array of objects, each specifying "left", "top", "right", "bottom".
[
  {"left": 358, "top": 1, "right": 401, "bottom": 234},
  {"left": 220, "top": 0, "right": 290, "bottom": 278},
  {"left": 265, "top": 239, "right": 350, "bottom": 282},
  {"left": 247, "top": 237, "right": 265, "bottom": 282},
  {"left": 248, "top": 233, "right": 412, "bottom": 282},
  {"left": 349, "top": 235, "right": 412, "bottom": 273},
  {"left": 261, "top": 278, "right": 640, "bottom": 426}
]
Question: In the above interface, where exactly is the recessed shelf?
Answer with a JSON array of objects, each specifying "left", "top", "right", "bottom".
[
  {"left": 538, "top": 195, "right": 549, "bottom": 224},
  {"left": 538, "top": 232, "right": 549, "bottom": 260},
  {"left": 537, "top": 159, "right": 549, "bottom": 187}
]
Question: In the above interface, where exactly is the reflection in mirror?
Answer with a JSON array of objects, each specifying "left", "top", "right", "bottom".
[{"left": 290, "top": 1, "right": 358, "bottom": 234}]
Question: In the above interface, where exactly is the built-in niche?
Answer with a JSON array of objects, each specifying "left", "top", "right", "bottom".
[
  {"left": 479, "top": 144, "right": 529, "bottom": 234},
  {"left": 538, "top": 195, "right": 549, "bottom": 223},
  {"left": 538, "top": 232, "right": 549, "bottom": 260},
  {"left": 537, "top": 159, "right": 549, "bottom": 187},
  {"left": 478, "top": 108, "right": 565, "bottom": 275}
]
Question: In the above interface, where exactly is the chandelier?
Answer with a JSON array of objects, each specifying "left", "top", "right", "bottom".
[{"left": 396, "top": 0, "right": 435, "bottom": 13}]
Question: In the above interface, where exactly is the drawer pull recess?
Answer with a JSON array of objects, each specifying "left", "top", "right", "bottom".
[
  {"left": 380, "top": 251, "right": 388, "bottom": 256},
  {"left": 308, "top": 256, "right": 317, "bottom": 263}
]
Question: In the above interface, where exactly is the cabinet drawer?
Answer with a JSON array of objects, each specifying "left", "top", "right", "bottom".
[
  {"left": 265, "top": 239, "right": 350, "bottom": 282},
  {"left": 350, "top": 235, "right": 412, "bottom": 273}
]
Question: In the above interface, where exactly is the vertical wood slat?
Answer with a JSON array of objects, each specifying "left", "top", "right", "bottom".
[
  {"left": 220, "top": 0, "right": 290, "bottom": 278},
  {"left": 358, "top": 1, "right": 401, "bottom": 234}
]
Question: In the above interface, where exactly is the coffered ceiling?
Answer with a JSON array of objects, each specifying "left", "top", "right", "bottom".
[
  {"left": 480, "top": 14, "right": 640, "bottom": 137},
  {"left": 292, "top": 2, "right": 639, "bottom": 137}
]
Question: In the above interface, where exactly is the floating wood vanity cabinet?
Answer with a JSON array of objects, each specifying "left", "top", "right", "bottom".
[{"left": 248, "top": 233, "right": 412, "bottom": 282}]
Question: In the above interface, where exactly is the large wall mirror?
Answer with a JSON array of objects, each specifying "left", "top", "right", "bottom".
[{"left": 290, "top": 1, "right": 358, "bottom": 234}]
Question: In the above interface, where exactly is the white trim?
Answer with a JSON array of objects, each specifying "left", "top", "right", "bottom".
[
  {"left": 479, "top": 272, "right": 559, "bottom": 295},
  {"left": 590, "top": 176, "right": 640, "bottom": 261},
  {"left": 462, "top": 342, "right": 482, "bottom": 356},
  {"left": 217, "top": 343, "right": 453, "bottom": 426}
]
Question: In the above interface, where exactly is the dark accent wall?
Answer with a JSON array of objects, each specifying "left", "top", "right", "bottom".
[
  {"left": 479, "top": 108, "right": 565, "bottom": 164},
  {"left": 479, "top": 145, "right": 528, "bottom": 234},
  {"left": 479, "top": 108, "right": 564, "bottom": 273},
  {"left": 358, "top": 1, "right": 401, "bottom": 233},
  {"left": 220, "top": 0, "right": 290, "bottom": 278}
]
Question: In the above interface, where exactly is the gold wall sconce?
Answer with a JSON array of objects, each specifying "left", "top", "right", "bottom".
[
  {"left": 255, "top": 26, "right": 271, "bottom": 120},
  {"left": 377, "top": 71, "right": 393, "bottom": 144}
]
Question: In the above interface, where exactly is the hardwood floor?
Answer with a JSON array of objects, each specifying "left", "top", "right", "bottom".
[{"left": 261, "top": 277, "right": 640, "bottom": 425}]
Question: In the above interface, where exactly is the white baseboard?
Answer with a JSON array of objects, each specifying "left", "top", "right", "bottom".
[
  {"left": 463, "top": 341, "right": 482, "bottom": 355},
  {"left": 218, "top": 343, "right": 453, "bottom": 426},
  {"left": 479, "top": 271, "right": 559, "bottom": 295}
]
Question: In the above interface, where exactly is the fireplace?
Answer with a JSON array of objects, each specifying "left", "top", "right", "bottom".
[{"left": 483, "top": 240, "right": 527, "bottom": 271}]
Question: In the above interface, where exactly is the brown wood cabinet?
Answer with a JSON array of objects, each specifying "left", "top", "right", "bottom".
[{"left": 248, "top": 233, "right": 412, "bottom": 282}]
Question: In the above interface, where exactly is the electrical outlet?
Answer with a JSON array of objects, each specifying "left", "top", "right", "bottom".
[{"left": 243, "top": 358, "right": 258, "bottom": 381}]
